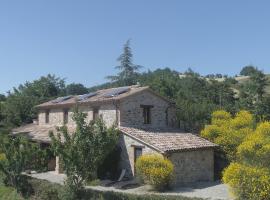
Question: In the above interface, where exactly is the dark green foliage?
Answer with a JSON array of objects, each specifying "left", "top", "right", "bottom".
[
  {"left": 26, "top": 178, "right": 203, "bottom": 200},
  {"left": 138, "top": 68, "right": 236, "bottom": 132},
  {"left": 2, "top": 74, "right": 66, "bottom": 127},
  {"left": 0, "top": 94, "right": 6, "bottom": 102},
  {"left": 107, "top": 40, "right": 142, "bottom": 86},
  {"left": 27, "top": 178, "right": 61, "bottom": 200},
  {"left": 0, "top": 136, "right": 46, "bottom": 196},
  {"left": 240, "top": 65, "right": 259, "bottom": 76},
  {"left": 66, "top": 83, "right": 89, "bottom": 95},
  {"left": 97, "top": 146, "right": 121, "bottom": 180},
  {"left": 83, "top": 189, "right": 204, "bottom": 200},
  {"left": 238, "top": 68, "right": 270, "bottom": 121}
]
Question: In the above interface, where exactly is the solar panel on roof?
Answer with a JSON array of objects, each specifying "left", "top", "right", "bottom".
[
  {"left": 78, "top": 92, "right": 98, "bottom": 101},
  {"left": 103, "top": 87, "right": 130, "bottom": 98},
  {"left": 51, "top": 96, "right": 72, "bottom": 103}
]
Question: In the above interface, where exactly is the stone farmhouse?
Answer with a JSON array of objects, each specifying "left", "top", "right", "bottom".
[{"left": 12, "top": 85, "right": 217, "bottom": 185}]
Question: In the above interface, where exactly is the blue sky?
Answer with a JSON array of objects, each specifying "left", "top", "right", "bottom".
[{"left": 0, "top": 0, "right": 270, "bottom": 94}]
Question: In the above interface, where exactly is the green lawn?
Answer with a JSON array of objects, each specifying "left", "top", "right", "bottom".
[{"left": 0, "top": 185, "right": 23, "bottom": 200}]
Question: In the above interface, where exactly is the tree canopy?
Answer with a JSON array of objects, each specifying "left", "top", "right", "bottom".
[
  {"left": 49, "top": 108, "right": 119, "bottom": 199},
  {"left": 240, "top": 65, "right": 259, "bottom": 76},
  {"left": 107, "top": 40, "right": 142, "bottom": 86}
]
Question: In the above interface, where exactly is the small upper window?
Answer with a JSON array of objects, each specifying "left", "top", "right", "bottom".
[
  {"left": 45, "top": 110, "right": 50, "bottom": 124},
  {"left": 93, "top": 108, "right": 99, "bottom": 121},
  {"left": 63, "top": 109, "right": 69, "bottom": 124},
  {"left": 141, "top": 105, "right": 153, "bottom": 124}
]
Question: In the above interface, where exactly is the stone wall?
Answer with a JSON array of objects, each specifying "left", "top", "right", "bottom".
[
  {"left": 38, "top": 109, "right": 64, "bottom": 126},
  {"left": 38, "top": 103, "right": 117, "bottom": 128},
  {"left": 168, "top": 149, "right": 214, "bottom": 185},
  {"left": 118, "top": 134, "right": 159, "bottom": 177},
  {"left": 119, "top": 91, "right": 176, "bottom": 128},
  {"left": 99, "top": 104, "right": 117, "bottom": 127},
  {"left": 118, "top": 133, "right": 214, "bottom": 184}
]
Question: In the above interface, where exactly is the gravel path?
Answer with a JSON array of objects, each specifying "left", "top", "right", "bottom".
[
  {"left": 30, "top": 171, "right": 66, "bottom": 185},
  {"left": 29, "top": 172, "right": 233, "bottom": 200}
]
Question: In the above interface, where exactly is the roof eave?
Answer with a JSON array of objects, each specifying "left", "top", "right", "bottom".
[{"left": 120, "top": 130, "right": 165, "bottom": 154}]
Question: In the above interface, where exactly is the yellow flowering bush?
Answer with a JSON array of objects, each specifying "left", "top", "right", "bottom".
[
  {"left": 211, "top": 110, "right": 232, "bottom": 126},
  {"left": 201, "top": 110, "right": 254, "bottom": 161},
  {"left": 231, "top": 111, "right": 254, "bottom": 130},
  {"left": 237, "top": 122, "right": 270, "bottom": 168},
  {"left": 223, "top": 163, "right": 270, "bottom": 200},
  {"left": 135, "top": 154, "right": 174, "bottom": 191},
  {"left": 0, "top": 153, "right": 6, "bottom": 161}
]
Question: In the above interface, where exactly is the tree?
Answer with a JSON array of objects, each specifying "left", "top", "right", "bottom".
[
  {"left": 238, "top": 69, "right": 268, "bottom": 120},
  {"left": 0, "top": 136, "right": 45, "bottom": 196},
  {"left": 0, "top": 94, "right": 6, "bottom": 102},
  {"left": 66, "top": 83, "right": 88, "bottom": 95},
  {"left": 2, "top": 74, "right": 66, "bottom": 126},
  {"left": 107, "top": 40, "right": 142, "bottom": 86},
  {"left": 240, "top": 65, "right": 259, "bottom": 76},
  {"left": 250, "top": 70, "right": 268, "bottom": 101},
  {"left": 49, "top": 108, "right": 119, "bottom": 199}
]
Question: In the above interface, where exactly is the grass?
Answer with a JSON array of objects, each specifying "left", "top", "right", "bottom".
[{"left": 0, "top": 185, "right": 24, "bottom": 200}]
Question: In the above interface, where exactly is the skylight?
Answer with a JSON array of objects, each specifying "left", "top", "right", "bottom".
[
  {"left": 51, "top": 96, "right": 72, "bottom": 103},
  {"left": 103, "top": 87, "right": 130, "bottom": 98},
  {"left": 78, "top": 92, "right": 98, "bottom": 101}
]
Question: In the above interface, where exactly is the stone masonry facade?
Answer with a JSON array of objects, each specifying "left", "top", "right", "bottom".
[
  {"left": 30, "top": 87, "right": 215, "bottom": 184},
  {"left": 168, "top": 149, "right": 214, "bottom": 184},
  {"left": 38, "top": 90, "right": 176, "bottom": 129},
  {"left": 119, "top": 91, "right": 176, "bottom": 128}
]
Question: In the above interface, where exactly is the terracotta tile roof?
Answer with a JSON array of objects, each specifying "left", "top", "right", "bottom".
[
  {"left": 119, "top": 127, "right": 217, "bottom": 153},
  {"left": 36, "top": 85, "right": 173, "bottom": 109},
  {"left": 12, "top": 123, "right": 76, "bottom": 143}
]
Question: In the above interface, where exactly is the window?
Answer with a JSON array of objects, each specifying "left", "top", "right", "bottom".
[
  {"left": 45, "top": 110, "right": 50, "bottom": 124},
  {"left": 63, "top": 109, "right": 69, "bottom": 124},
  {"left": 93, "top": 107, "right": 99, "bottom": 120},
  {"left": 141, "top": 105, "right": 153, "bottom": 124}
]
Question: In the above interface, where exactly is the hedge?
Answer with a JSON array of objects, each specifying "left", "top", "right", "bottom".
[{"left": 27, "top": 178, "right": 204, "bottom": 200}]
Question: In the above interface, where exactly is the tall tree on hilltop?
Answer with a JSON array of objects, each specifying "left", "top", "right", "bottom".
[
  {"left": 240, "top": 65, "right": 259, "bottom": 76},
  {"left": 107, "top": 40, "right": 142, "bottom": 86}
]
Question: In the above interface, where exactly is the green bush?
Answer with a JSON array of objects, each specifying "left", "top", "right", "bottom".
[
  {"left": 136, "top": 154, "right": 174, "bottom": 191},
  {"left": 28, "top": 178, "right": 62, "bottom": 200}
]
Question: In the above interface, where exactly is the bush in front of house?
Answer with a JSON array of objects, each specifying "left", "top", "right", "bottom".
[
  {"left": 49, "top": 108, "right": 119, "bottom": 199},
  {"left": 28, "top": 178, "right": 62, "bottom": 200},
  {"left": 222, "top": 122, "right": 270, "bottom": 200},
  {"left": 136, "top": 154, "right": 174, "bottom": 191},
  {"left": 222, "top": 163, "right": 270, "bottom": 200}
]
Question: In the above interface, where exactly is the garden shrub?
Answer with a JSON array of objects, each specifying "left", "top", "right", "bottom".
[
  {"left": 28, "top": 178, "right": 61, "bottom": 200},
  {"left": 201, "top": 110, "right": 254, "bottom": 162},
  {"left": 135, "top": 154, "right": 174, "bottom": 191},
  {"left": 223, "top": 163, "right": 270, "bottom": 200},
  {"left": 211, "top": 110, "right": 231, "bottom": 126}
]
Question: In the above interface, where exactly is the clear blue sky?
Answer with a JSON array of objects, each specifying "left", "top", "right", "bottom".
[{"left": 0, "top": 0, "right": 270, "bottom": 94}]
